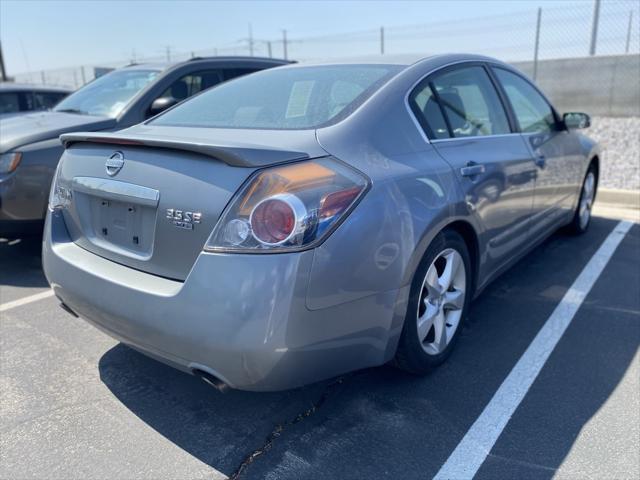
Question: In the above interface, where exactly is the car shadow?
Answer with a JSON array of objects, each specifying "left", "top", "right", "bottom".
[
  {"left": 98, "top": 343, "right": 340, "bottom": 476},
  {"left": 0, "top": 236, "right": 49, "bottom": 288},
  {"left": 96, "top": 217, "right": 638, "bottom": 479}
]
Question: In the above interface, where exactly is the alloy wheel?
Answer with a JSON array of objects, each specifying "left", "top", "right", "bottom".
[
  {"left": 579, "top": 171, "right": 596, "bottom": 230},
  {"left": 416, "top": 248, "right": 467, "bottom": 355}
]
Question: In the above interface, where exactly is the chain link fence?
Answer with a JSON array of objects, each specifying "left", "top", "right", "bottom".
[{"left": 9, "top": 0, "right": 640, "bottom": 117}]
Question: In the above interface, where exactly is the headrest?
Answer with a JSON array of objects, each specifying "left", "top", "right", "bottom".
[
  {"left": 438, "top": 89, "right": 467, "bottom": 131},
  {"left": 171, "top": 80, "right": 189, "bottom": 100}
]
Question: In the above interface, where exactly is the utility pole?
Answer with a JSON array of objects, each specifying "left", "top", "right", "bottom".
[
  {"left": 41, "top": 71, "right": 46, "bottom": 84},
  {"left": 533, "top": 7, "right": 542, "bottom": 81},
  {"left": 589, "top": 0, "right": 601, "bottom": 56},
  {"left": 625, "top": 11, "right": 633, "bottom": 54},
  {"left": 380, "top": 26, "right": 385, "bottom": 55},
  {"left": 165, "top": 45, "right": 172, "bottom": 62},
  {"left": 0, "top": 41, "right": 7, "bottom": 81},
  {"left": 267, "top": 41, "right": 272, "bottom": 58},
  {"left": 282, "top": 29, "right": 288, "bottom": 60},
  {"left": 248, "top": 23, "right": 254, "bottom": 56},
  {"left": 81, "top": 66, "right": 86, "bottom": 85}
]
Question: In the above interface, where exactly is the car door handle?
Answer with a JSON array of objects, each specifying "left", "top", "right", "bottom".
[{"left": 460, "top": 163, "right": 485, "bottom": 177}]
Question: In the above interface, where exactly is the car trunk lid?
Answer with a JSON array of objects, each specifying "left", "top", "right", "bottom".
[{"left": 58, "top": 127, "right": 326, "bottom": 280}]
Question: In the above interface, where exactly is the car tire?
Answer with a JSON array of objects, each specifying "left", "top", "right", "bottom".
[
  {"left": 568, "top": 165, "right": 598, "bottom": 235},
  {"left": 394, "top": 229, "right": 472, "bottom": 375}
]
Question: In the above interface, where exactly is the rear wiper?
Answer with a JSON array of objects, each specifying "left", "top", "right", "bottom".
[{"left": 56, "top": 108, "right": 86, "bottom": 115}]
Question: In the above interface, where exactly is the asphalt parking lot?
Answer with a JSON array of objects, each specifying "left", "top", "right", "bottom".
[{"left": 1, "top": 213, "right": 639, "bottom": 480}]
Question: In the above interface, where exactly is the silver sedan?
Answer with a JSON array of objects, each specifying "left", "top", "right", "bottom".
[{"left": 43, "top": 54, "right": 599, "bottom": 391}]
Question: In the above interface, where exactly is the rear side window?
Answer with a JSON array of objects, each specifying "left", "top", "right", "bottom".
[
  {"left": 159, "top": 70, "right": 223, "bottom": 101},
  {"left": 409, "top": 81, "right": 450, "bottom": 139},
  {"left": 151, "top": 65, "right": 401, "bottom": 130},
  {"left": 34, "top": 91, "right": 67, "bottom": 109},
  {"left": 223, "top": 68, "right": 259, "bottom": 81},
  {"left": 493, "top": 68, "right": 556, "bottom": 133},
  {"left": 430, "top": 66, "right": 510, "bottom": 138}
]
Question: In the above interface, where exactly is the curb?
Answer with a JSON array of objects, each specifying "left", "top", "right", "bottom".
[{"left": 597, "top": 188, "right": 640, "bottom": 210}]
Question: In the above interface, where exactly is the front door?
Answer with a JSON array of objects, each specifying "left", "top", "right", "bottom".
[{"left": 491, "top": 67, "right": 582, "bottom": 237}]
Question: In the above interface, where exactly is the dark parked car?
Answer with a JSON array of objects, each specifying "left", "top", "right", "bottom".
[
  {"left": 0, "top": 56, "right": 290, "bottom": 236},
  {"left": 0, "top": 83, "right": 71, "bottom": 119}
]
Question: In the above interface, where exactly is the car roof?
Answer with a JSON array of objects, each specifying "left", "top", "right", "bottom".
[
  {"left": 298, "top": 54, "right": 434, "bottom": 67},
  {"left": 284, "top": 53, "right": 510, "bottom": 71},
  {"left": 0, "top": 82, "right": 72, "bottom": 93},
  {"left": 123, "top": 56, "right": 291, "bottom": 73}
]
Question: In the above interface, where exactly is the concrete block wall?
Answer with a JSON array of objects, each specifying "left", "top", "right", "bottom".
[{"left": 513, "top": 54, "right": 640, "bottom": 117}]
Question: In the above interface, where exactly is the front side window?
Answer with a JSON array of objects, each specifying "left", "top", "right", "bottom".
[
  {"left": 0, "top": 92, "right": 21, "bottom": 113},
  {"left": 493, "top": 68, "right": 556, "bottom": 133},
  {"left": 151, "top": 65, "right": 401, "bottom": 130},
  {"left": 430, "top": 66, "right": 511, "bottom": 138},
  {"left": 54, "top": 69, "right": 159, "bottom": 117}
]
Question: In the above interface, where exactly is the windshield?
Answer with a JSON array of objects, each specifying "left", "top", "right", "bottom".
[
  {"left": 54, "top": 69, "right": 159, "bottom": 117},
  {"left": 151, "top": 65, "right": 401, "bottom": 130}
]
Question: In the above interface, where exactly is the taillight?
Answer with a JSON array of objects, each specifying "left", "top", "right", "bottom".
[
  {"left": 250, "top": 194, "right": 306, "bottom": 245},
  {"left": 205, "top": 157, "right": 369, "bottom": 253},
  {"left": 48, "top": 158, "right": 71, "bottom": 212},
  {"left": 319, "top": 187, "right": 362, "bottom": 220}
]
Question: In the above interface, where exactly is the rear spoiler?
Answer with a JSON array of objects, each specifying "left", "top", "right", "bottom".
[{"left": 59, "top": 132, "right": 309, "bottom": 168}]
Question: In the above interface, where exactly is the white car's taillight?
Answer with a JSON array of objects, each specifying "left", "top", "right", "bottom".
[
  {"left": 48, "top": 159, "right": 71, "bottom": 211},
  {"left": 204, "top": 157, "right": 369, "bottom": 253}
]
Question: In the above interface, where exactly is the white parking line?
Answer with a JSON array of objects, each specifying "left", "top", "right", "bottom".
[
  {"left": 0, "top": 290, "right": 55, "bottom": 313},
  {"left": 434, "top": 220, "right": 634, "bottom": 480}
]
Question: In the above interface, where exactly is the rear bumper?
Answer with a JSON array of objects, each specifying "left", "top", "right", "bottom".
[{"left": 43, "top": 211, "right": 400, "bottom": 391}]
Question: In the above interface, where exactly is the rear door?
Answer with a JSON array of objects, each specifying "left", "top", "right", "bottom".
[
  {"left": 409, "top": 63, "right": 537, "bottom": 274},
  {"left": 491, "top": 67, "right": 583, "bottom": 236}
]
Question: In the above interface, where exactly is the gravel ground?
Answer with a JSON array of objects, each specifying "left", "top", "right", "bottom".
[{"left": 588, "top": 116, "right": 640, "bottom": 191}]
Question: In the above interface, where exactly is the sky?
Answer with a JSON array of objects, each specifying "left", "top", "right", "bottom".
[{"left": 1, "top": 0, "right": 638, "bottom": 76}]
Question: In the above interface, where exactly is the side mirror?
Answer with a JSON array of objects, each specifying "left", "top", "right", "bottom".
[
  {"left": 148, "top": 97, "right": 178, "bottom": 117},
  {"left": 563, "top": 112, "right": 591, "bottom": 130}
]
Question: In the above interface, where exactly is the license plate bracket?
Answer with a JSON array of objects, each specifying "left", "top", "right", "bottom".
[{"left": 79, "top": 195, "right": 157, "bottom": 258}]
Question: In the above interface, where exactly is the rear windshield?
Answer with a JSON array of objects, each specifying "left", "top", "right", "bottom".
[{"left": 151, "top": 65, "right": 401, "bottom": 130}]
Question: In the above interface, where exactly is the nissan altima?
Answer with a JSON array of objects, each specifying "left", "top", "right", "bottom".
[{"left": 43, "top": 54, "right": 599, "bottom": 391}]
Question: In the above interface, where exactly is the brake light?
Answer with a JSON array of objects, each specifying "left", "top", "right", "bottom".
[
  {"left": 250, "top": 194, "right": 305, "bottom": 245},
  {"left": 319, "top": 187, "right": 362, "bottom": 220},
  {"left": 205, "top": 157, "right": 369, "bottom": 253}
]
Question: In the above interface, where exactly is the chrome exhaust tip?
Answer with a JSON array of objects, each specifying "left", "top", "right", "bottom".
[{"left": 192, "top": 369, "right": 230, "bottom": 393}]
